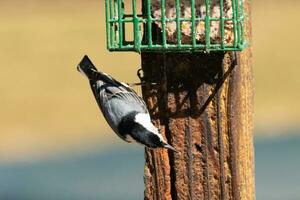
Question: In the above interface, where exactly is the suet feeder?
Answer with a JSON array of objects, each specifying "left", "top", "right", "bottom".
[{"left": 105, "top": 0, "right": 246, "bottom": 52}]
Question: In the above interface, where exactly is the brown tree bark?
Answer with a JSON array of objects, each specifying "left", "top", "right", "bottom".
[{"left": 141, "top": 1, "right": 254, "bottom": 200}]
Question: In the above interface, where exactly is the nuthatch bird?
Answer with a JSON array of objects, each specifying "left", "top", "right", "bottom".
[{"left": 77, "top": 55, "right": 175, "bottom": 151}]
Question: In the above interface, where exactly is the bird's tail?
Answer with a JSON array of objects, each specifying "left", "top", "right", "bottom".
[
  {"left": 77, "top": 55, "right": 117, "bottom": 85},
  {"left": 77, "top": 55, "right": 99, "bottom": 80}
]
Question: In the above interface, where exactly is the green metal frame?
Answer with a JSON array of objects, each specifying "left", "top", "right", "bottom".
[{"left": 105, "top": 0, "right": 246, "bottom": 52}]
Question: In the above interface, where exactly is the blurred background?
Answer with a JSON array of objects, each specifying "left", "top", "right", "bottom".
[{"left": 0, "top": 0, "right": 299, "bottom": 199}]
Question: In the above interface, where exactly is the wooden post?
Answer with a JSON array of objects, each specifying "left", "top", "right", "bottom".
[{"left": 141, "top": 1, "right": 254, "bottom": 200}]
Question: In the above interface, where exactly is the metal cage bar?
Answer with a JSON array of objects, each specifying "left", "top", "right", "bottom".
[
  {"left": 191, "top": 0, "right": 196, "bottom": 48},
  {"left": 175, "top": 0, "right": 181, "bottom": 48},
  {"left": 132, "top": 0, "right": 140, "bottom": 51},
  {"left": 205, "top": 0, "right": 211, "bottom": 51},
  {"left": 146, "top": 0, "right": 153, "bottom": 48},
  {"left": 220, "top": 0, "right": 225, "bottom": 49},
  {"left": 117, "top": 0, "right": 124, "bottom": 49},
  {"left": 231, "top": 0, "right": 238, "bottom": 47},
  {"left": 239, "top": 0, "right": 245, "bottom": 47},
  {"left": 161, "top": 0, "right": 167, "bottom": 48},
  {"left": 105, "top": 0, "right": 110, "bottom": 48}
]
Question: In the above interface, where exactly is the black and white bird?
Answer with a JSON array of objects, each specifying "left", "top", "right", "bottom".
[{"left": 77, "top": 55, "right": 175, "bottom": 151}]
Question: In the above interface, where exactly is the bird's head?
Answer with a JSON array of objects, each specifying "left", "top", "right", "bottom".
[
  {"left": 133, "top": 113, "right": 176, "bottom": 151},
  {"left": 145, "top": 133, "right": 177, "bottom": 151}
]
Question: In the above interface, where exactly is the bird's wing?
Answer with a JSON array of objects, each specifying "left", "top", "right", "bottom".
[
  {"left": 93, "top": 72, "right": 147, "bottom": 110},
  {"left": 103, "top": 84, "right": 148, "bottom": 114},
  {"left": 112, "top": 91, "right": 148, "bottom": 111},
  {"left": 90, "top": 81, "right": 149, "bottom": 137}
]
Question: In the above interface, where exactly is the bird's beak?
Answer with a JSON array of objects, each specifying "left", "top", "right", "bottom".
[{"left": 163, "top": 143, "right": 178, "bottom": 152}]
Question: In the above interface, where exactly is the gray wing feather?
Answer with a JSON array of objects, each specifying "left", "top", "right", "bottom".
[
  {"left": 93, "top": 81, "right": 148, "bottom": 139},
  {"left": 111, "top": 91, "right": 148, "bottom": 111}
]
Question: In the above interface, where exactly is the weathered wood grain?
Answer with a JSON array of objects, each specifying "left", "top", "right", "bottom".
[{"left": 141, "top": 1, "right": 254, "bottom": 199}]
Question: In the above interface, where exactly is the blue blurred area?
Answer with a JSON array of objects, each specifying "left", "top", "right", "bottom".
[
  {"left": 255, "top": 133, "right": 300, "bottom": 200},
  {"left": 0, "top": 134, "right": 300, "bottom": 200},
  {"left": 0, "top": 146, "right": 145, "bottom": 200}
]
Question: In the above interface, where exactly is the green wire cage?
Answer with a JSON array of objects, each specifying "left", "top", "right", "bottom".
[{"left": 105, "top": 0, "right": 246, "bottom": 52}]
